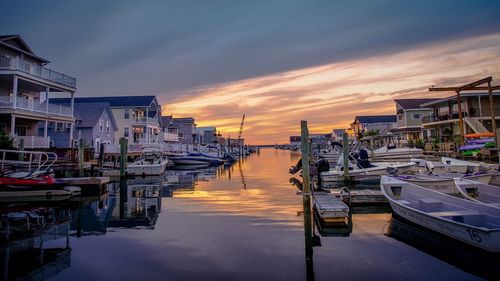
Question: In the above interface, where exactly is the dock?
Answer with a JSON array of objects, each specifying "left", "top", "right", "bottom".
[
  {"left": 58, "top": 177, "right": 110, "bottom": 186},
  {"left": 313, "top": 192, "right": 349, "bottom": 226},
  {"left": 329, "top": 188, "right": 387, "bottom": 205}
]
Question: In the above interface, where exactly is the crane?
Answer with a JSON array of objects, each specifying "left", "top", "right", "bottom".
[{"left": 237, "top": 114, "right": 245, "bottom": 141}]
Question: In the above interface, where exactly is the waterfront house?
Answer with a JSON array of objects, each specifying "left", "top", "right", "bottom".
[
  {"left": 160, "top": 115, "right": 179, "bottom": 143},
  {"left": 174, "top": 117, "right": 196, "bottom": 145},
  {"left": 391, "top": 99, "right": 437, "bottom": 141},
  {"left": 0, "top": 35, "right": 76, "bottom": 148},
  {"left": 52, "top": 96, "right": 161, "bottom": 144},
  {"left": 331, "top": 129, "right": 346, "bottom": 142},
  {"left": 351, "top": 115, "right": 397, "bottom": 138},
  {"left": 420, "top": 92, "right": 500, "bottom": 142},
  {"left": 44, "top": 102, "right": 117, "bottom": 149},
  {"left": 195, "top": 126, "right": 218, "bottom": 145}
]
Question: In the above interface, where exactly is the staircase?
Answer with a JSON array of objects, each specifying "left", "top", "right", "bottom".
[{"left": 463, "top": 117, "right": 490, "bottom": 134}]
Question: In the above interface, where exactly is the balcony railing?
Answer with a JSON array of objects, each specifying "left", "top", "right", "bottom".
[
  {"left": 131, "top": 117, "right": 159, "bottom": 125},
  {"left": 422, "top": 108, "right": 500, "bottom": 124},
  {"left": 15, "top": 136, "right": 50, "bottom": 148},
  {"left": 0, "top": 56, "right": 76, "bottom": 88},
  {"left": 0, "top": 96, "right": 73, "bottom": 117}
]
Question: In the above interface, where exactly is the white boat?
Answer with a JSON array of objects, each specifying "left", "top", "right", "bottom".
[
  {"left": 396, "top": 173, "right": 495, "bottom": 194},
  {"left": 411, "top": 158, "right": 468, "bottom": 174},
  {"left": 441, "top": 157, "right": 498, "bottom": 173},
  {"left": 371, "top": 146, "right": 423, "bottom": 160},
  {"left": 381, "top": 176, "right": 500, "bottom": 252},
  {"left": 454, "top": 178, "right": 500, "bottom": 207},
  {"left": 127, "top": 147, "right": 169, "bottom": 176},
  {"left": 321, "top": 161, "right": 416, "bottom": 183}
]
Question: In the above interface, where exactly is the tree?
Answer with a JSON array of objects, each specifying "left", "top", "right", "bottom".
[{"left": 0, "top": 131, "right": 15, "bottom": 149}]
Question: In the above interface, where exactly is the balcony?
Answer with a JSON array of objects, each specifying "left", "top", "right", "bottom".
[
  {"left": 0, "top": 96, "right": 73, "bottom": 117},
  {"left": 0, "top": 56, "right": 76, "bottom": 89},
  {"left": 15, "top": 136, "right": 50, "bottom": 148},
  {"left": 162, "top": 132, "right": 179, "bottom": 142},
  {"left": 131, "top": 117, "right": 159, "bottom": 126}
]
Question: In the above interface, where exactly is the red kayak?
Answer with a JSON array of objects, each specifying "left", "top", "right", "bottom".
[{"left": 0, "top": 169, "right": 57, "bottom": 186}]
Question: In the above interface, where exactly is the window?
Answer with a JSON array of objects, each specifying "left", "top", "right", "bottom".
[
  {"left": 124, "top": 109, "right": 129, "bottom": 119},
  {"left": 412, "top": 113, "right": 422, "bottom": 120},
  {"left": 106, "top": 121, "right": 110, "bottom": 132},
  {"left": 99, "top": 120, "right": 104, "bottom": 132},
  {"left": 55, "top": 122, "right": 64, "bottom": 132},
  {"left": 124, "top": 127, "right": 129, "bottom": 137}
]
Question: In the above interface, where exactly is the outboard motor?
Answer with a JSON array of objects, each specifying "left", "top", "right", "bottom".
[
  {"left": 357, "top": 149, "right": 372, "bottom": 169},
  {"left": 386, "top": 167, "right": 399, "bottom": 175},
  {"left": 425, "top": 161, "right": 435, "bottom": 175}
]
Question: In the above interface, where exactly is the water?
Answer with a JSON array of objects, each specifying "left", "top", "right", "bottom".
[{"left": 1, "top": 149, "right": 499, "bottom": 280}]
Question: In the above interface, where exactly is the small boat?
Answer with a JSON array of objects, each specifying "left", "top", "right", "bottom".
[
  {"left": 411, "top": 158, "right": 468, "bottom": 174},
  {"left": 441, "top": 157, "right": 498, "bottom": 173},
  {"left": 170, "top": 152, "right": 223, "bottom": 166},
  {"left": 395, "top": 172, "right": 495, "bottom": 194},
  {"left": 454, "top": 178, "right": 500, "bottom": 207},
  {"left": 321, "top": 161, "right": 416, "bottom": 183},
  {"left": 371, "top": 146, "right": 423, "bottom": 160},
  {"left": 0, "top": 169, "right": 57, "bottom": 187},
  {"left": 127, "top": 147, "right": 169, "bottom": 176},
  {"left": 381, "top": 176, "right": 500, "bottom": 252}
]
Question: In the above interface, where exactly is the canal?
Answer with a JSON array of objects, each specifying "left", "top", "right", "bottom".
[{"left": 2, "top": 149, "right": 498, "bottom": 280}]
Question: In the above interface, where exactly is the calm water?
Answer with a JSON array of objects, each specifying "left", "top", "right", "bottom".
[{"left": 2, "top": 149, "right": 499, "bottom": 280}]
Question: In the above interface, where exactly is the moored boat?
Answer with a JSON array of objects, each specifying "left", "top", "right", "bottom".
[
  {"left": 395, "top": 172, "right": 495, "bottom": 194},
  {"left": 454, "top": 178, "right": 500, "bottom": 207},
  {"left": 381, "top": 176, "right": 500, "bottom": 252},
  {"left": 127, "top": 147, "right": 169, "bottom": 176}
]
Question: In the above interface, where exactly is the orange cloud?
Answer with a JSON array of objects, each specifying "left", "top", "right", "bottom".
[{"left": 161, "top": 33, "right": 500, "bottom": 144}]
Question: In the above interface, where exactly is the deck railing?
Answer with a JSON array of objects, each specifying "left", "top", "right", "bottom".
[
  {"left": 15, "top": 136, "right": 51, "bottom": 149},
  {"left": 0, "top": 56, "right": 76, "bottom": 88},
  {"left": 0, "top": 96, "right": 72, "bottom": 117}
]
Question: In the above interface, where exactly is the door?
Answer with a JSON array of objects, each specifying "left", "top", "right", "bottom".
[{"left": 15, "top": 125, "right": 27, "bottom": 136}]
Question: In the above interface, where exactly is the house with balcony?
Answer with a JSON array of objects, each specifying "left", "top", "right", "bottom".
[
  {"left": 160, "top": 115, "right": 179, "bottom": 143},
  {"left": 391, "top": 99, "right": 437, "bottom": 141},
  {"left": 44, "top": 102, "right": 117, "bottom": 150},
  {"left": 420, "top": 92, "right": 500, "bottom": 142},
  {"left": 195, "top": 126, "right": 218, "bottom": 145},
  {"left": 173, "top": 117, "right": 196, "bottom": 145},
  {"left": 0, "top": 35, "right": 76, "bottom": 148},
  {"left": 52, "top": 96, "right": 161, "bottom": 144},
  {"left": 350, "top": 115, "right": 397, "bottom": 139}
]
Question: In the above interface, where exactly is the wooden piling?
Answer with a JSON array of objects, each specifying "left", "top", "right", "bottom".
[
  {"left": 342, "top": 133, "right": 349, "bottom": 181},
  {"left": 18, "top": 138, "right": 24, "bottom": 161},
  {"left": 78, "top": 139, "right": 84, "bottom": 177},
  {"left": 300, "top": 121, "right": 310, "bottom": 193},
  {"left": 300, "top": 120, "right": 314, "bottom": 280},
  {"left": 119, "top": 137, "right": 128, "bottom": 177},
  {"left": 98, "top": 143, "right": 105, "bottom": 170}
]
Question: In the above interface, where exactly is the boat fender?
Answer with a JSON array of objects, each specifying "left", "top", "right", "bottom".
[{"left": 425, "top": 161, "right": 435, "bottom": 174}]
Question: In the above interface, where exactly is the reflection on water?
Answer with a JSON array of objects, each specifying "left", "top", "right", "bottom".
[{"left": 0, "top": 149, "right": 496, "bottom": 280}]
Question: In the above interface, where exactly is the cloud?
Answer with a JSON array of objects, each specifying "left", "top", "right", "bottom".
[{"left": 164, "top": 33, "right": 500, "bottom": 144}]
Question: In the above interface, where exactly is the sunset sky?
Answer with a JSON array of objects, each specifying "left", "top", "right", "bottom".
[{"left": 2, "top": 1, "right": 500, "bottom": 144}]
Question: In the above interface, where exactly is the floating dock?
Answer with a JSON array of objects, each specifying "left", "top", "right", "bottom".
[
  {"left": 313, "top": 192, "right": 349, "bottom": 226},
  {"left": 329, "top": 189, "right": 387, "bottom": 205},
  {"left": 58, "top": 177, "right": 110, "bottom": 186}
]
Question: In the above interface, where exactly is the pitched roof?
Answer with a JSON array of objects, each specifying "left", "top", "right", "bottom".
[
  {"left": 395, "top": 99, "right": 439, "bottom": 109},
  {"left": 56, "top": 101, "right": 117, "bottom": 129},
  {"left": 51, "top": 96, "right": 156, "bottom": 107},
  {"left": 160, "top": 115, "right": 173, "bottom": 127},
  {"left": 355, "top": 115, "right": 397, "bottom": 123},
  {"left": 0, "top": 35, "right": 49, "bottom": 63}
]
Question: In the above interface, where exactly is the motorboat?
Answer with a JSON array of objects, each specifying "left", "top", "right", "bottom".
[
  {"left": 127, "top": 147, "right": 169, "bottom": 176},
  {"left": 169, "top": 152, "right": 223, "bottom": 166},
  {"left": 381, "top": 176, "right": 500, "bottom": 252},
  {"left": 395, "top": 172, "right": 495, "bottom": 194}
]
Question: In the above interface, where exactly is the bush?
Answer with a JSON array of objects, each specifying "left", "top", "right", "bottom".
[{"left": 0, "top": 131, "right": 14, "bottom": 150}]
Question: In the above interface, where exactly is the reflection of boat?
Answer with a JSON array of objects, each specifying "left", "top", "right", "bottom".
[
  {"left": 0, "top": 186, "right": 80, "bottom": 203},
  {"left": 381, "top": 176, "right": 500, "bottom": 252},
  {"left": 171, "top": 164, "right": 209, "bottom": 170},
  {"left": 127, "top": 147, "right": 169, "bottom": 176},
  {"left": 454, "top": 178, "right": 500, "bottom": 206},
  {"left": 387, "top": 216, "right": 500, "bottom": 280}
]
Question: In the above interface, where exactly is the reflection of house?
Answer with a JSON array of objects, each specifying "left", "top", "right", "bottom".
[
  {"left": 70, "top": 197, "right": 116, "bottom": 235},
  {"left": 351, "top": 115, "right": 397, "bottom": 138},
  {"left": 331, "top": 129, "right": 346, "bottom": 142},
  {"left": 0, "top": 35, "right": 76, "bottom": 148},
  {"left": 421, "top": 92, "right": 500, "bottom": 142},
  {"left": 392, "top": 99, "right": 437, "bottom": 141},
  {"left": 195, "top": 126, "right": 217, "bottom": 145},
  {"left": 109, "top": 184, "right": 162, "bottom": 228},
  {"left": 174, "top": 117, "right": 196, "bottom": 144},
  {"left": 45, "top": 101, "right": 117, "bottom": 149},
  {"left": 52, "top": 96, "right": 161, "bottom": 144}
]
